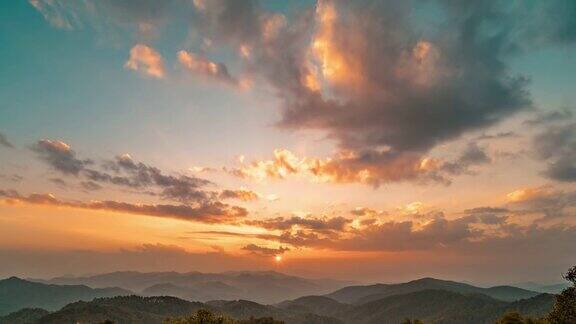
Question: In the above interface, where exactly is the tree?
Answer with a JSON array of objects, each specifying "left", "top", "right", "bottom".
[
  {"left": 164, "top": 309, "right": 283, "bottom": 324},
  {"left": 401, "top": 319, "right": 424, "bottom": 324},
  {"left": 495, "top": 311, "right": 547, "bottom": 324},
  {"left": 547, "top": 265, "right": 576, "bottom": 324}
]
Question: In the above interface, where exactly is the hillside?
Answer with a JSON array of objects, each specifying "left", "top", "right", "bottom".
[
  {"left": 338, "top": 289, "right": 554, "bottom": 324},
  {"left": 326, "top": 277, "right": 541, "bottom": 304},
  {"left": 276, "top": 295, "right": 352, "bottom": 317},
  {"left": 0, "top": 308, "right": 49, "bottom": 324},
  {"left": 0, "top": 277, "right": 131, "bottom": 316},
  {"left": 16, "top": 295, "right": 340, "bottom": 324}
]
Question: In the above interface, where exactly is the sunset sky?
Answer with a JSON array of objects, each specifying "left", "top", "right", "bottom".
[{"left": 1, "top": 0, "right": 576, "bottom": 285}]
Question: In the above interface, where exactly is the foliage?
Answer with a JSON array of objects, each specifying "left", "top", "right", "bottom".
[
  {"left": 401, "top": 319, "right": 424, "bottom": 324},
  {"left": 164, "top": 309, "right": 283, "bottom": 324},
  {"left": 547, "top": 266, "right": 576, "bottom": 324},
  {"left": 494, "top": 311, "right": 548, "bottom": 324}
]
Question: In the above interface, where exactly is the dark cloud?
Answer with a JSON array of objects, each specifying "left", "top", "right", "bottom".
[
  {"left": 0, "top": 174, "right": 23, "bottom": 182},
  {"left": 524, "top": 109, "right": 574, "bottom": 126},
  {"left": 196, "top": 0, "right": 575, "bottom": 186},
  {"left": 31, "top": 140, "right": 92, "bottom": 176},
  {"left": 100, "top": 154, "right": 214, "bottom": 203},
  {"left": 533, "top": 122, "right": 576, "bottom": 182},
  {"left": 49, "top": 177, "right": 67, "bottom": 187},
  {"left": 476, "top": 132, "right": 518, "bottom": 141},
  {"left": 248, "top": 215, "right": 351, "bottom": 233},
  {"left": 242, "top": 244, "right": 289, "bottom": 257},
  {"left": 81, "top": 181, "right": 102, "bottom": 191},
  {"left": 0, "top": 189, "right": 247, "bottom": 224},
  {"left": 0, "top": 132, "right": 14, "bottom": 148},
  {"left": 256, "top": 0, "right": 530, "bottom": 153},
  {"left": 440, "top": 142, "right": 491, "bottom": 176},
  {"left": 508, "top": 187, "right": 576, "bottom": 220},
  {"left": 219, "top": 189, "right": 259, "bottom": 202}
]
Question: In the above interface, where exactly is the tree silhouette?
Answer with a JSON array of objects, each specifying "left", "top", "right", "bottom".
[
  {"left": 547, "top": 265, "right": 576, "bottom": 324},
  {"left": 164, "top": 309, "right": 283, "bottom": 324},
  {"left": 495, "top": 311, "right": 547, "bottom": 324}
]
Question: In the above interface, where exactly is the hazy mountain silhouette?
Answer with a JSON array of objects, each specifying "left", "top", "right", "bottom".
[
  {"left": 512, "top": 281, "right": 571, "bottom": 294},
  {"left": 326, "top": 277, "right": 541, "bottom": 304},
  {"left": 0, "top": 277, "right": 131, "bottom": 316},
  {"left": 36, "top": 270, "right": 351, "bottom": 304}
]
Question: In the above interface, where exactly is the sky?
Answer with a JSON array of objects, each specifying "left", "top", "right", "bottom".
[{"left": 0, "top": 0, "right": 576, "bottom": 285}]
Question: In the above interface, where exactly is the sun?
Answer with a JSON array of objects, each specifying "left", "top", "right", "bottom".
[{"left": 274, "top": 255, "right": 283, "bottom": 262}]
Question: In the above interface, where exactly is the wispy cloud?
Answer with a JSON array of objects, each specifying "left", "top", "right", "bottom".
[
  {"left": 0, "top": 132, "right": 14, "bottom": 148},
  {"left": 0, "top": 189, "right": 247, "bottom": 224}
]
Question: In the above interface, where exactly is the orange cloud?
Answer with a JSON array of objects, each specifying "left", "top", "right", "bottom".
[
  {"left": 0, "top": 190, "right": 246, "bottom": 224},
  {"left": 177, "top": 50, "right": 237, "bottom": 85},
  {"left": 227, "top": 148, "right": 442, "bottom": 186},
  {"left": 124, "top": 44, "right": 165, "bottom": 79},
  {"left": 219, "top": 189, "right": 259, "bottom": 202}
]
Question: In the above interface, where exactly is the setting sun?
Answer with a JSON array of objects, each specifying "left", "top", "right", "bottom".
[{"left": 275, "top": 255, "right": 283, "bottom": 262}]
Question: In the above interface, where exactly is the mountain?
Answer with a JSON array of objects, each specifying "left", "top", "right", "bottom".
[
  {"left": 337, "top": 289, "right": 554, "bottom": 324},
  {"left": 37, "top": 270, "right": 350, "bottom": 304},
  {"left": 513, "top": 282, "right": 570, "bottom": 294},
  {"left": 0, "top": 308, "right": 49, "bottom": 324},
  {"left": 0, "top": 277, "right": 131, "bottom": 316},
  {"left": 326, "top": 277, "right": 541, "bottom": 304},
  {"left": 0, "top": 282, "right": 554, "bottom": 324},
  {"left": 141, "top": 281, "right": 242, "bottom": 301},
  {"left": 34, "top": 295, "right": 342, "bottom": 324},
  {"left": 276, "top": 295, "right": 352, "bottom": 317}
]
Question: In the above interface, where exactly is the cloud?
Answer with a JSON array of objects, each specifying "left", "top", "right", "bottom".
[
  {"left": 0, "top": 174, "right": 23, "bottom": 182},
  {"left": 256, "top": 214, "right": 500, "bottom": 252},
  {"left": 440, "top": 142, "right": 491, "bottom": 176},
  {"left": 525, "top": 109, "right": 574, "bottom": 126},
  {"left": 533, "top": 121, "right": 576, "bottom": 182},
  {"left": 28, "top": 0, "right": 75, "bottom": 29},
  {"left": 29, "top": 0, "right": 182, "bottom": 40},
  {"left": 476, "top": 132, "right": 518, "bottom": 141},
  {"left": 80, "top": 181, "right": 102, "bottom": 191},
  {"left": 31, "top": 139, "right": 92, "bottom": 176},
  {"left": 49, "top": 177, "right": 67, "bottom": 187},
  {"left": 507, "top": 186, "right": 576, "bottom": 220},
  {"left": 0, "top": 132, "right": 14, "bottom": 148},
  {"left": 242, "top": 244, "right": 289, "bottom": 257},
  {"left": 0, "top": 189, "right": 247, "bottom": 224},
  {"left": 227, "top": 148, "right": 444, "bottom": 187},
  {"left": 219, "top": 189, "right": 259, "bottom": 202},
  {"left": 177, "top": 50, "right": 237, "bottom": 85},
  {"left": 248, "top": 215, "right": 351, "bottom": 233},
  {"left": 125, "top": 44, "right": 165, "bottom": 78},
  {"left": 31, "top": 142, "right": 215, "bottom": 204},
  {"left": 228, "top": 144, "right": 493, "bottom": 186},
  {"left": 249, "top": 0, "right": 530, "bottom": 155}
]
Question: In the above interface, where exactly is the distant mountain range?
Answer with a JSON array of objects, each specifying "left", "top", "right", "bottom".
[
  {"left": 325, "top": 277, "right": 542, "bottom": 303},
  {"left": 33, "top": 270, "right": 352, "bottom": 304},
  {"left": 0, "top": 273, "right": 559, "bottom": 323},
  {"left": 0, "top": 276, "right": 130, "bottom": 316}
]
